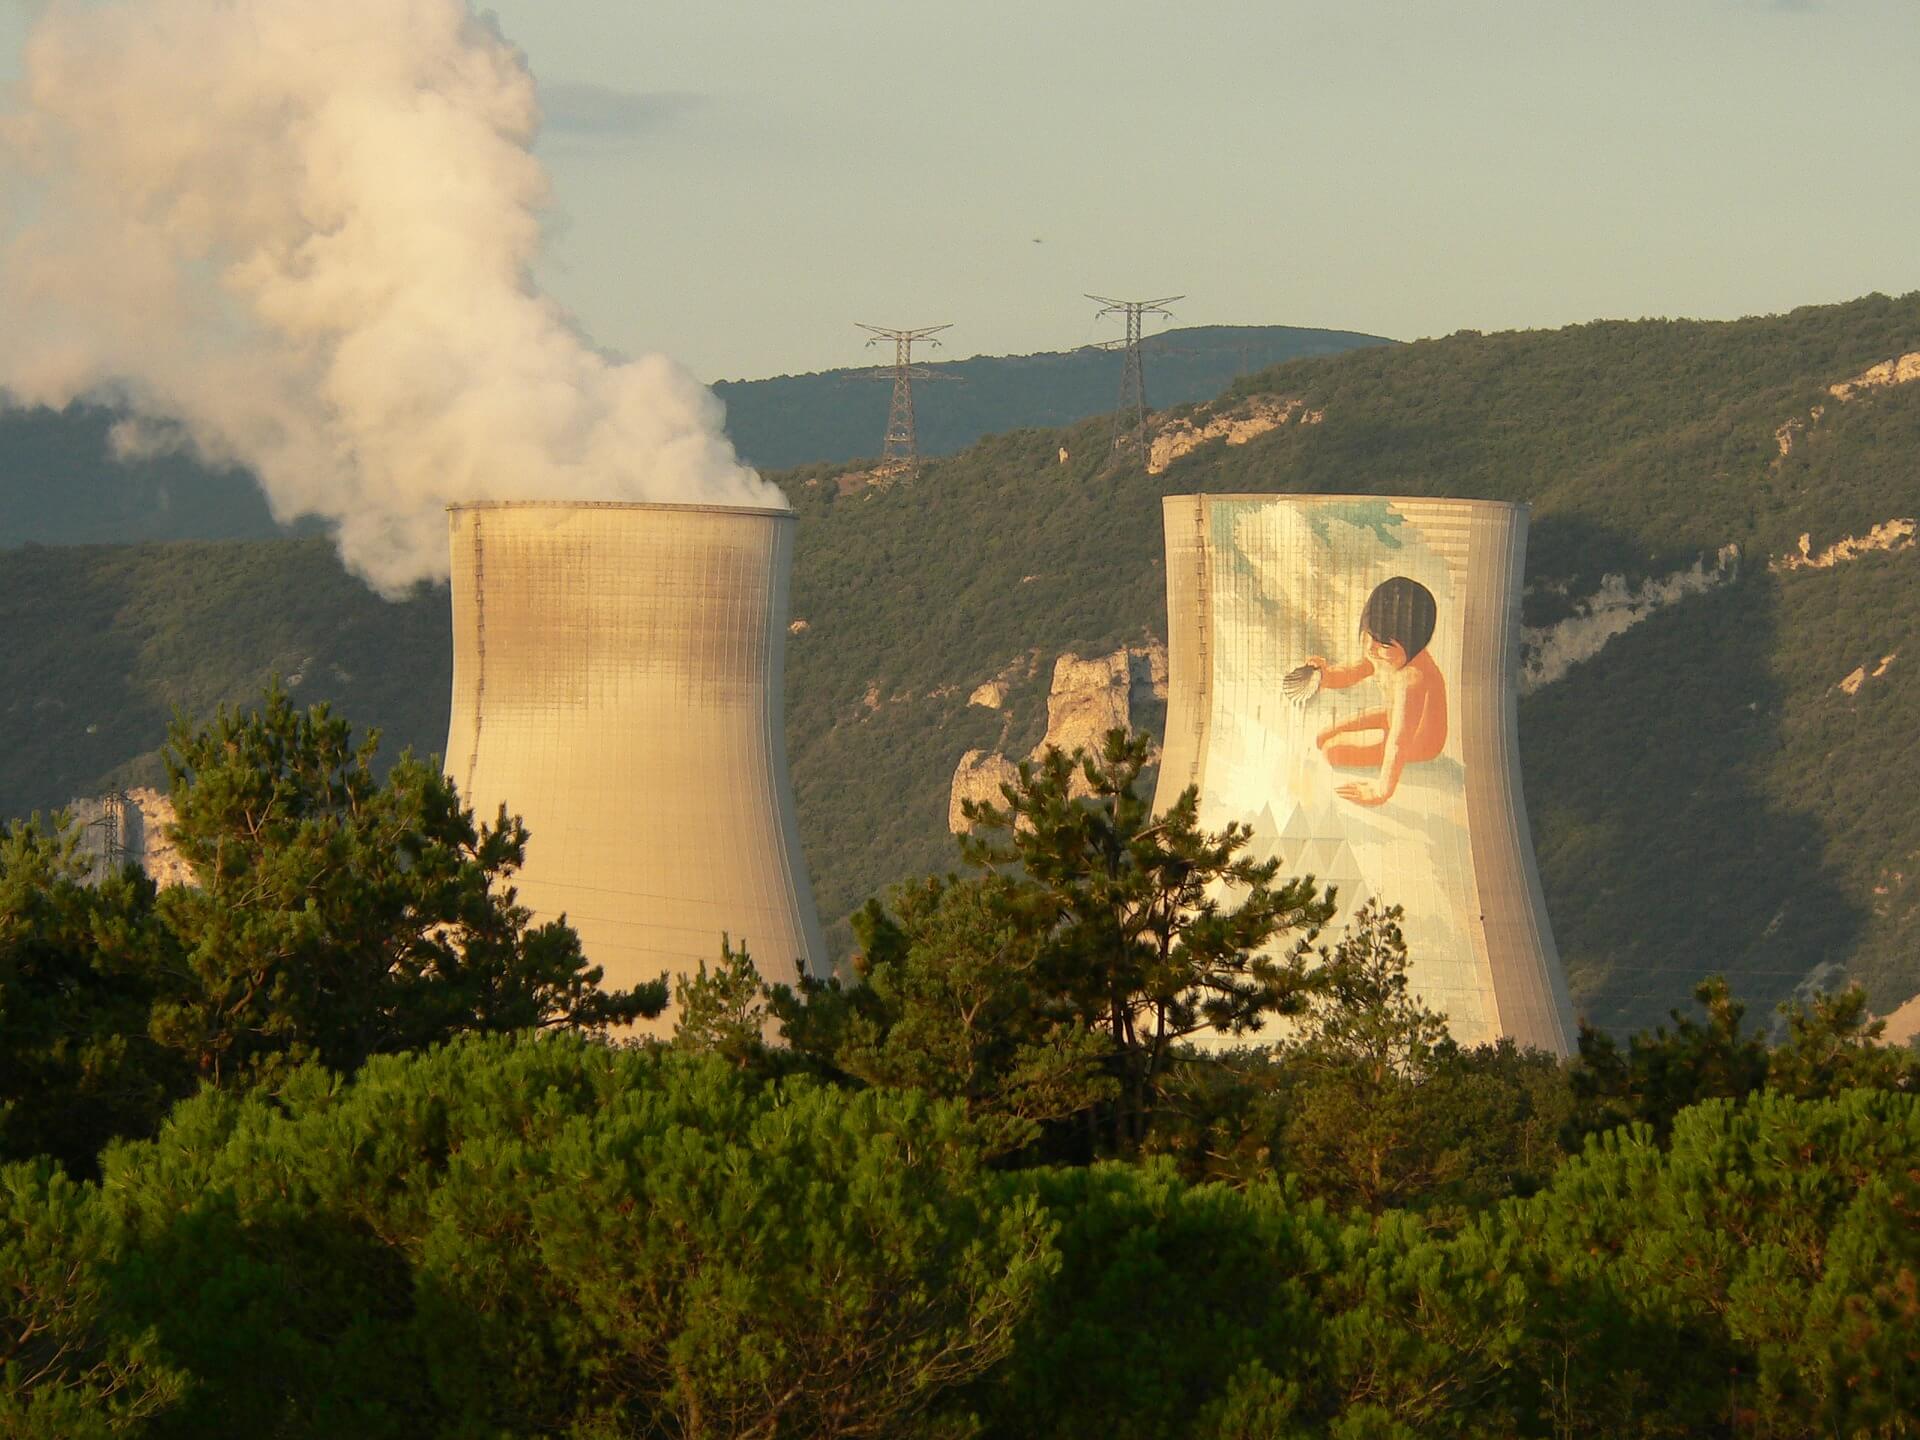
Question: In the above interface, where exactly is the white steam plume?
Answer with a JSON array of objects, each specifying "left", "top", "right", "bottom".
[{"left": 0, "top": 0, "right": 782, "bottom": 595}]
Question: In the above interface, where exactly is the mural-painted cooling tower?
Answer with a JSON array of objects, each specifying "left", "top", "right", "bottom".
[
  {"left": 1152, "top": 494, "right": 1576, "bottom": 1055},
  {"left": 445, "top": 501, "right": 827, "bottom": 1029}
]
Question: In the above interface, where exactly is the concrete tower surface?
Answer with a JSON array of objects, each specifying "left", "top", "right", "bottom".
[
  {"left": 445, "top": 501, "right": 828, "bottom": 1030},
  {"left": 1153, "top": 493, "right": 1576, "bottom": 1055}
]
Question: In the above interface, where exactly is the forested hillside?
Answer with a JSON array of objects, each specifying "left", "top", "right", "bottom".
[
  {"left": 2, "top": 294, "right": 1917, "bottom": 1034},
  {"left": 0, "top": 540, "right": 447, "bottom": 807},
  {"left": 0, "top": 404, "right": 286, "bottom": 546}
]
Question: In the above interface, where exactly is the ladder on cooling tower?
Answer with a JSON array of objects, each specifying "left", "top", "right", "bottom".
[{"left": 1188, "top": 497, "right": 1209, "bottom": 788}]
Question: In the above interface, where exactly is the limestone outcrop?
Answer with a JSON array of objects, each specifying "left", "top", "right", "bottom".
[
  {"left": 1836, "top": 652, "right": 1899, "bottom": 697},
  {"left": 969, "top": 679, "right": 1008, "bottom": 709},
  {"left": 1519, "top": 547, "right": 1739, "bottom": 695},
  {"left": 948, "top": 749, "right": 1021, "bottom": 832},
  {"left": 1038, "top": 651, "right": 1132, "bottom": 761},
  {"left": 948, "top": 640, "right": 1168, "bottom": 829},
  {"left": 1768, "top": 348, "right": 1917, "bottom": 462},
  {"left": 1772, "top": 519, "right": 1917, "bottom": 573},
  {"left": 1827, "top": 351, "right": 1920, "bottom": 403},
  {"left": 1146, "top": 397, "right": 1323, "bottom": 477},
  {"left": 1772, "top": 405, "right": 1824, "bottom": 458},
  {"left": 1516, "top": 517, "right": 1914, "bottom": 696},
  {"left": 1883, "top": 991, "right": 1920, "bottom": 1048}
]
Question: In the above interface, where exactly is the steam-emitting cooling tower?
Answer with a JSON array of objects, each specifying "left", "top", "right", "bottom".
[
  {"left": 1152, "top": 494, "right": 1576, "bottom": 1055},
  {"left": 445, "top": 501, "right": 828, "bottom": 1029}
]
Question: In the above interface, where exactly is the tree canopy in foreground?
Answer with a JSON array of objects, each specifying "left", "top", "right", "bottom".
[{"left": 2, "top": 709, "right": 1915, "bottom": 1438}]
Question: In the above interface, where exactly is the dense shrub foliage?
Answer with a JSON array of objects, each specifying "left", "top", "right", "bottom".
[
  {"left": 4, "top": 1052, "right": 1913, "bottom": 1438},
  {"left": 974, "top": 1089, "right": 1920, "bottom": 1440},
  {"left": 0, "top": 693, "right": 659, "bottom": 1175},
  {"left": 1, "top": 1038, "right": 1054, "bottom": 1439},
  {"left": 1, "top": 701, "right": 1916, "bottom": 1435}
]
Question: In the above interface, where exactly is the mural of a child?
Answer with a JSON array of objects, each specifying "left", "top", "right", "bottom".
[{"left": 1305, "top": 576, "right": 1449, "bottom": 807}]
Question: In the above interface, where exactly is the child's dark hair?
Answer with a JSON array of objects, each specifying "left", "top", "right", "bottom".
[{"left": 1359, "top": 576, "right": 1437, "bottom": 660}]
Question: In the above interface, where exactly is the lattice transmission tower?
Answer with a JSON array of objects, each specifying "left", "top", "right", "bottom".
[
  {"left": 855, "top": 323, "right": 952, "bottom": 477},
  {"left": 1087, "top": 293, "right": 1183, "bottom": 458},
  {"left": 86, "top": 789, "right": 132, "bottom": 882}
]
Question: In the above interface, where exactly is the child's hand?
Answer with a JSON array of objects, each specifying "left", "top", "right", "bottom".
[
  {"left": 1305, "top": 655, "right": 1327, "bottom": 670},
  {"left": 1336, "top": 780, "right": 1391, "bottom": 807}
]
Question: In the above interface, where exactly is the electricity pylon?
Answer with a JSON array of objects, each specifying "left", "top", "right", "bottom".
[
  {"left": 1087, "top": 294, "right": 1183, "bottom": 458},
  {"left": 88, "top": 790, "right": 131, "bottom": 882},
  {"left": 855, "top": 324, "right": 952, "bottom": 477}
]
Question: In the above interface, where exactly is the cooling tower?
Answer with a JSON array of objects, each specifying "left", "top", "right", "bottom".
[
  {"left": 445, "top": 501, "right": 827, "bottom": 1031},
  {"left": 1153, "top": 494, "right": 1576, "bottom": 1055}
]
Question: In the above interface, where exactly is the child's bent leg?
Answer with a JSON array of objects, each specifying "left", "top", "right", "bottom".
[
  {"left": 1316, "top": 710, "right": 1388, "bottom": 749},
  {"left": 1323, "top": 739, "right": 1385, "bottom": 770}
]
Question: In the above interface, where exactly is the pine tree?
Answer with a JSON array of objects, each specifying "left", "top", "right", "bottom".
[
  {"left": 772, "top": 873, "right": 1116, "bottom": 1157},
  {"left": 153, "top": 686, "right": 666, "bottom": 1085},
  {"left": 958, "top": 729, "right": 1331, "bottom": 1149}
]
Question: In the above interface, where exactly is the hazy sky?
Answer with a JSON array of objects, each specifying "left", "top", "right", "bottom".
[{"left": 5, "top": 0, "right": 1918, "bottom": 382}]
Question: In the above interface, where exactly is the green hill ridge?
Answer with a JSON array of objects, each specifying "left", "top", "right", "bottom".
[
  {"left": 712, "top": 323, "right": 1394, "bottom": 469},
  {"left": 2, "top": 294, "right": 1916, "bottom": 1034}
]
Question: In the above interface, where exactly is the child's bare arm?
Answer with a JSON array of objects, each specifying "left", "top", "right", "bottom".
[
  {"left": 1377, "top": 676, "right": 1414, "bottom": 793},
  {"left": 1306, "top": 654, "right": 1373, "bottom": 690}
]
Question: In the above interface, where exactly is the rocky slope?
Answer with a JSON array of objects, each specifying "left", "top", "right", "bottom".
[{"left": 948, "top": 643, "right": 1167, "bottom": 829}]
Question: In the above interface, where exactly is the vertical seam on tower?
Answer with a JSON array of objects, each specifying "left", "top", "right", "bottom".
[
  {"left": 465, "top": 510, "right": 487, "bottom": 798},
  {"left": 767, "top": 517, "right": 821, "bottom": 981}
]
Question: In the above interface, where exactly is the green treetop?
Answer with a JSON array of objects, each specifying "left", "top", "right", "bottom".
[
  {"left": 0, "top": 686, "right": 666, "bottom": 1174},
  {"left": 152, "top": 686, "right": 666, "bottom": 1086},
  {"left": 956, "top": 730, "right": 1331, "bottom": 1148}
]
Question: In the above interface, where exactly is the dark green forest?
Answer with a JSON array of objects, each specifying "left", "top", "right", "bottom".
[
  {"left": 4, "top": 702, "right": 1915, "bottom": 1438},
  {"left": 0, "top": 406, "right": 286, "bottom": 547},
  {"left": 2, "top": 294, "right": 1917, "bottom": 1034}
]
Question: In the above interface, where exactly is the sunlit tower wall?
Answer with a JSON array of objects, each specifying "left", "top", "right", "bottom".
[
  {"left": 445, "top": 501, "right": 828, "bottom": 1032},
  {"left": 1153, "top": 493, "right": 1576, "bottom": 1055}
]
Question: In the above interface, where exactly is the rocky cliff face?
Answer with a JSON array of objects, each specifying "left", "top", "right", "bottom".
[
  {"left": 1146, "top": 396, "right": 1323, "bottom": 477},
  {"left": 1771, "top": 518, "right": 1916, "bottom": 573},
  {"left": 1884, "top": 992, "right": 1920, "bottom": 1047},
  {"left": 1037, "top": 651, "right": 1133, "bottom": 760},
  {"left": 948, "top": 640, "right": 1168, "bottom": 830},
  {"left": 1826, "top": 350, "right": 1920, "bottom": 403},
  {"left": 947, "top": 749, "right": 1022, "bottom": 832},
  {"left": 1520, "top": 547, "right": 1740, "bottom": 695}
]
